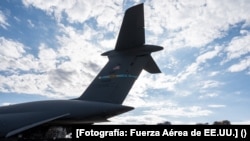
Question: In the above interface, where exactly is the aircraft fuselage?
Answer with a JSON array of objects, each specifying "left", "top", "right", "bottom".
[{"left": 0, "top": 100, "right": 133, "bottom": 137}]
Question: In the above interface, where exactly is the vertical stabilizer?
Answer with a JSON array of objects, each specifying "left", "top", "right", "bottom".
[
  {"left": 115, "top": 3, "right": 144, "bottom": 51},
  {"left": 78, "top": 4, "right": 163, "bottom": 104}
]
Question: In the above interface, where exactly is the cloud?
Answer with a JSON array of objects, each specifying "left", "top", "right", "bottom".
[
  {"left": 144, "top": 105, "right": 212, "bottom": 118},
  {"left": 0, "top": 37, "right": 26, "bottom": 59},
  {"left": 106, "top": 113, "right": 167, "bottom": 125},
  {"left": 48, "top": 69, "right": 75, "bottom": 88},
  {"left": 21, "top": 0, "right": 124, "bottom": 27},
  {"left": 199, "top": 93, "right": 219, "bottom": 99},
  {"left": 0, "top": 10, "right": 9, "bottom": 29},
  {"left": 27, "top": 19, "right": 35, "bottom": 27},
  {"left": 200, "top": 80, "right": 224, "bottom": 89},
  {"left": 0, "top": 37, "right": 36, "bottom": 72},
  {"left": 146, "top": 0, "right": 250, "bottom": 50},
  {"left": 228, "top": 57, "right": 250, "bottom": 72},
  {"left": 107, "top": 103, "right": 213, "bottom": 124},
  {"left": 225, "top": 33, "right": 250, "bottom": 61},
  {"left": 90, "top": 1, "right": 123, "bottom": 30},
  {"left": 0, "top": 24, "right": 108, "bottom": 99},
  {"left": 38, "top": 44, "right": 57, "bottom": 71},
  {"left": 123, "top": 94, "right": 213, "bottom": 123},
  {"left": 165, "top": 45, "right": 221, "bottom": 87},
  {"left": 208, "top": 71, "right": 220, "bottom": 77},
  {"left": 196, "top": 46, "right": 221, "bottom": 63},
  {"left": 208, "top": 104, "right": 226, "bottom": 108},
  {"left": 1, "top": 0, "right": 125, "bottom": 99},
  {"left": 22, "top": 0, "right": 91, "bottom": 23},
  {"left": 232, "top": 120, "right": 250, "bottom": 125},
  {"left": 0, "top": 73, "right": 49, "bottom": 96},
  {"left": 123, "top": 44, "right": 222, "bottom": 103}
]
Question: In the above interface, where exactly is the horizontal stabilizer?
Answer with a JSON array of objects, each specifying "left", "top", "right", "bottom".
[{"left": 144, "top": 55, "right": 161, "bottom": 73}]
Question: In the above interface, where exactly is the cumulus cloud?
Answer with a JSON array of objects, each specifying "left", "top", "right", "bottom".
[
  {"left": 1, "top": 1, "right": 124, "bottom": 99},
  {"left": 0, "top": 24, "right": 107, "bottom": 99},
  {"left": 225, "top": 33, "right": 250, "bottom": 61},
  {"left": 38, "top": 44, "right": 57, "bottom": 70},
  {"left": 21, "top": 0, "right": 124, "bottom": 29},
  {"left": 22, "top": 0, "right": 91, "bottom": 23},
  {"left": 146, "top": 0, "right": 250, "bottom": 50},
  {"left": 0, "top": 37, "right": 25, "bottom": 59},
  {"left": 0, "top": 73, "right": 49, "bottom": 96},
  {"left": 0, "top": 37, "right": 34, "bottom": 72},
  {"left": 49, "top": 69, "right": 75, "bottom": 88}
]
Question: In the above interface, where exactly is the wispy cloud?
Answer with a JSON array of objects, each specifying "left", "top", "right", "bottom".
[
  {"left": 228, "top": 57, "right": 250, "bottom": 73},
  {"left": 0, "top": 10, "right": 9, "bottom": 29},
  {"left": 200, "top": 80, "right": 224, "bottom": 89},
  {"left": 208, "top": 104, "right": 226, "bottom": 108},
  {"left": 199, "top": 93, "right": 219, "bottom": 99},
  {"left": 196, "top": 46, "right": 221, "bottom": 63},
  {"left": 27, "top": 19, "right": 35, "bottom": 27}
]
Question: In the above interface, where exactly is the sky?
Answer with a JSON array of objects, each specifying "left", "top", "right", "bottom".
[{"left": 0, "top": 0, "right": 250, "bottom": 125}]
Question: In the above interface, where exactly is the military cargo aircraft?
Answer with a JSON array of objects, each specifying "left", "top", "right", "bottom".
[{"left": 0, "top": 3, "right": 163, "bottom": 139}]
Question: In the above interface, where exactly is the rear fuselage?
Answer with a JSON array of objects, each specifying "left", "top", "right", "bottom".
[{"left": 0, "top": 100, "right": 133, "bottom": 137}]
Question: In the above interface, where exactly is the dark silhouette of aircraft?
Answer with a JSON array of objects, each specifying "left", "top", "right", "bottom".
[{"left": 0, "top": 3, "right": 163, "bottom": 138}]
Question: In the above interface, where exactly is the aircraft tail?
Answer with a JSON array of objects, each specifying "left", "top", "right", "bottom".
[{"left": 78, "top": 4, "right": 163, "bottom": 104}]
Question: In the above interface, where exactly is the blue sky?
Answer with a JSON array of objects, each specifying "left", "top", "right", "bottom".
[{"left": 0, "top": 0, "right": 250, "bottom": 124}]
